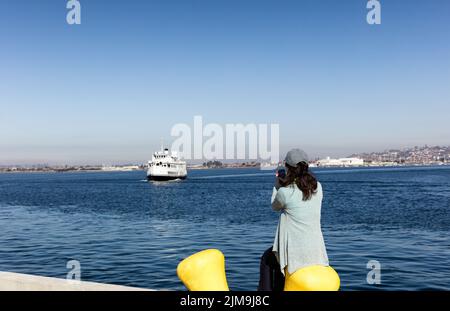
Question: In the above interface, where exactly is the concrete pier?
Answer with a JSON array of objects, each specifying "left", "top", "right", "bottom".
[{"left": 0, "top": 271, "right": 152, "bottom": 291}]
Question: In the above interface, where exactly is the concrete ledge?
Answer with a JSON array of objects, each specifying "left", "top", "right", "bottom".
[{"left": 0, "top": 271, "right": 153, "bottom": 291}]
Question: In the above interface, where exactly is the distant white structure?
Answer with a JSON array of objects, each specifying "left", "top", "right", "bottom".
[
  {"left": 317, "top": 157, "right": 364, "bottom": 167},
  {"left": 260, "top": 161, "right": 280, "bottom": 170},
  {"left": 102, "top": 165, "right": 140, "bottom": 172}
]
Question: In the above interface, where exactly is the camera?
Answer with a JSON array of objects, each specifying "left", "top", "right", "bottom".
[{"left": 276, "top": 166, "right": 286, "bottom": 179}]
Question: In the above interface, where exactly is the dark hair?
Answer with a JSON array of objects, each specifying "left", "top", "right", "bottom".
[{"left": 283, "top": 162, "right": 318, "bottom": 201}]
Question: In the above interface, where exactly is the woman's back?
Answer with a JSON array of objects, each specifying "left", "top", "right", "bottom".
[{"left": 272, "top": 182, "right": 329, "bottom": 275}]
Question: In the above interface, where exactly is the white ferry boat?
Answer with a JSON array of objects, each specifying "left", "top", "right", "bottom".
[{"left": 147, "top": 146, "right": 187, "bottom": 181}]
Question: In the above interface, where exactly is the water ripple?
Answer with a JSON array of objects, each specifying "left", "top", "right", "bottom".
[{"left": 0, "top": 167, "right": 449, "bottom": 290}]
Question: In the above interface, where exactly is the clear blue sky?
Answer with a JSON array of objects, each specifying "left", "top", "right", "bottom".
[{"left": 1, "top": 0, "right": 449, "bottom": 165}]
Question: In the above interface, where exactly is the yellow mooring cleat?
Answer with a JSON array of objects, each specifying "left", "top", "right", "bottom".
[
  {"left": 177, "top": 249, "right": 230, "bottom": 291},
  {"left": 284, "top": 265, "right": 340, "bottom": 291}
]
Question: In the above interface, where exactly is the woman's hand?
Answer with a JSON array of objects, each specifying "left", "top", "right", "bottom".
[
  {"left": 274, "top": 176, "right": 282, "bottom": 190},
  {"left": 274, "top": 176, "right": 288, "bottom": 190},
  {"left": 275, "top": 166, "right": 287, "bottom": 190}
]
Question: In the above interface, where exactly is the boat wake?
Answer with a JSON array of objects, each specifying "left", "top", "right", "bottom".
[{"left": 192, "top": 172, "right": 273, "bottom": 179}]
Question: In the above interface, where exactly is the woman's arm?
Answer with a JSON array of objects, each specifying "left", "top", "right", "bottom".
[{"left": 271, "top": 186, "right": 286, "bottom": 211}]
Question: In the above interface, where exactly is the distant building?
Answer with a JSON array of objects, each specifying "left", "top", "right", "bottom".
[
  {"left": 317, "top": 157, "right": 364, "bottom": 167},
  {"left": 101, "top": 165, "right": 140, "bottom": 171}
]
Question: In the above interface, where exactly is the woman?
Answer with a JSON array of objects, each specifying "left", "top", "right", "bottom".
[{"left": 258, "top": 148, "right": 329, "bottom": 291}]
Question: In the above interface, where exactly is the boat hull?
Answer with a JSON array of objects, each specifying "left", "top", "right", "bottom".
[{"left": 147, "top": 174, "right": 187, "bottom": 181}]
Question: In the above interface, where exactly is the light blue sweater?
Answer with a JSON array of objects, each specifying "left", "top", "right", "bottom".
[{"left": 271, "top": 182, "right": 329, "bottom": 275}]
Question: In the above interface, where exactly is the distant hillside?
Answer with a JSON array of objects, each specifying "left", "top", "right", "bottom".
[{"left": 350, "top": 145, "right": 450, "bottom": 164}]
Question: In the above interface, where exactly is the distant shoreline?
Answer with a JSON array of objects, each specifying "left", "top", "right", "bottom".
[{"left": 0, "top": 163, "right": 449, "bottom": 174}]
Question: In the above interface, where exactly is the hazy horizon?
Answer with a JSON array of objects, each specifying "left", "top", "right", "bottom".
[
  {"left": 1, "top": 143, "right": 447, "bottom": 167},
  {"left": 1, "top": 1, "right": 449, "bottom": 165}
]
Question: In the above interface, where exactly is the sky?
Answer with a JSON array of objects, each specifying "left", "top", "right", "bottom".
[{"left": 0, "top": 0, "right": 449, "bottom": 165}]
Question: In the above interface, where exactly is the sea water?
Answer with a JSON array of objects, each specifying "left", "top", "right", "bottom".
[{"left": 0, "top": 166, "right": 449, "bottom": 290}]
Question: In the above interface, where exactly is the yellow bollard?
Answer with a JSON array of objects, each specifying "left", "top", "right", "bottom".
[
  {"left": 177, "top": 249, "right": 230, "bottom": 291},
  {"left": 284, "top": 265, "right": 340, "bottom": 291}
]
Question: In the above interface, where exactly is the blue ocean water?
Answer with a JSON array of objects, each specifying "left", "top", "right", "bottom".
[{"left": 0, "top": 166, "right": 449, "bottom": 290}]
